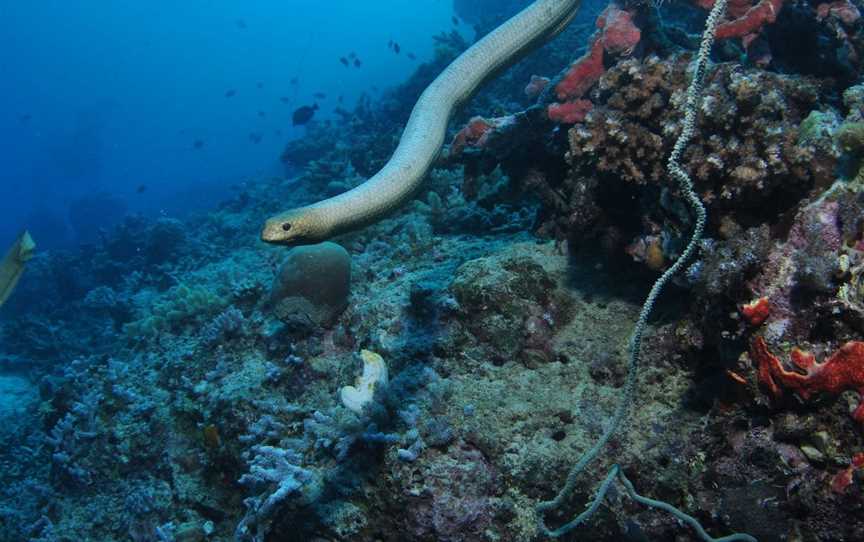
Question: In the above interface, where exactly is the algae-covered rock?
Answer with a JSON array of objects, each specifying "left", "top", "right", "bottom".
[
  {"left": 836, "top": 121, "right": 864, "bottom": 155},
  {"left": 269, "top": 242, "right": 351, "bottom": 327},
  {"left": 449, "top": 248, "right": 561, "bottom": 361}
]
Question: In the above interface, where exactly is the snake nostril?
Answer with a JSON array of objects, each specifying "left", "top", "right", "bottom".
[{"left": 281, "top": 223, "right": 292, "bottom": 232}]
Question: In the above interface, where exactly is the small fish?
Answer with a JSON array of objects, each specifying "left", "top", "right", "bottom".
[
  {"left": 249, "top": 132, "right": 262, "bottom": 144},
  {"left": 275, "top": 129, "right": 283, "bottom": 136},
  {"left": 256, "top": 81, "right": 264, "bottom": 89},
  {"left": 348, "top": 51, "right": 357, "bottom": 59},
  {"left": 337, "top": 95, "right": 344, "bottom": 103},
  {"left": 18, "top": 114, "right": 32, "bottom": 123},
  {"left": 354, "top": 58, "right": 362, "bottom": 67},
  {"left": 393, "top": 42, "right": 401, "bottom": 54},
  {"left": 407, "top": 52, "right": 416, "bottom": 60},
  {"left": 292, "top": 103, "right": 319, "bottom": 126},
  {"left": 388, "top": 40, "right": 393, "bottom": 49},
  {"left": 257, "top": 111, "right": 266, "bottom": 118},
  {"left": 280, "top": 97, "right": 291, "bottom": 104},
  {"left": 193, "top": 139, "right": 204, "bottom": 149},
  {"left": 136, "top": 184, "right": 147, "bottom": 194},
  {"left": 452, "top": 15, "right": 459, "bottom": 26},
  {"left": 290, "top": 77, "right": 299, "bottom": 85},
  {"left": 225, "top": 89, "right": 236, "bottom": 98},
  {"left": 313, "top": 92, "right": 327, "bottom": 99},
  {"left": 236, "top": 19, "right": 247, "bottom": 29},
  {"left": 340, "top": 57, "right": 349, "bottom": 67}
]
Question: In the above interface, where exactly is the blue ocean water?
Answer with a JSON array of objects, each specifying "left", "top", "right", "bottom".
[
  {"left": 2, "top": 0, "right": 864, "bottom": 541},
  {"left": 0, "top": 0, "right": 456, "bottom": 249}
]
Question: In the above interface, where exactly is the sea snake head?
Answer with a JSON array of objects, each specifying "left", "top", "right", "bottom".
[{"left": 261, "top": 206, "right": 328, "bottom": 246}]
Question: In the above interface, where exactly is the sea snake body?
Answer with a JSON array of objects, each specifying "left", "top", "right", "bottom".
[{"left": 261, "top": 0, "right": 582, "bottom": 245}]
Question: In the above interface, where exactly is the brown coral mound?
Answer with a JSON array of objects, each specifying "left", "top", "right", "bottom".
[{"left": 556, "top": 55, "right": 829, "bottom": 239}]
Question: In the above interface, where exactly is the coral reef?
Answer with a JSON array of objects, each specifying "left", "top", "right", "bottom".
[{"left": 3, "top": 1, "right": 864, "bottom": 541}]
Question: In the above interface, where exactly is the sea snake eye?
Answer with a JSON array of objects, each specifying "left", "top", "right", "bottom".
[{"left": 282, "top": 223, "right": 292, "bottom": 232}]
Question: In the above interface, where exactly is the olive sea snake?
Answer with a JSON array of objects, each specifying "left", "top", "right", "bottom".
[{"left": 261, "top": 0, "right": 581, "bottom": 245}]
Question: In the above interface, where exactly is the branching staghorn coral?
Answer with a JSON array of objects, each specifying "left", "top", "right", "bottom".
[{"left": 536, "top": 1, "right": 756, "bottom": 540}]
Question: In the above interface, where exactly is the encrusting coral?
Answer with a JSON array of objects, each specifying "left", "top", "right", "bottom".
[{"left": 751, "top": 336, "right": 864, "bottom": 423}]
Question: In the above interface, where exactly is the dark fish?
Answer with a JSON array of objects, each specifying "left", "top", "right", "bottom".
[
  {"left": 193, "top": 139, "right": 204, "bottom": 149},
  {"left": 407, "top": 52, "right": 416, "bottom": 60},
  {"left": 337, "top": 95, "right": 344, "bottom": 103},
  {"left": 258, "top": 111, "right": 266, "bottom": 118},
  {"left": 225, "top": 89, "right": 236, "bottom": 98},
  {"left": 340, "top": 57, "right": 349, "bottom": 66},
  {"left": 290, "top": 77, "right": 299, "bottom": 85},
  {"left": 292, "top": 103, "right": 319, "bottom": 126},
  {"left": 236, "top": 19, "right": 247, "bottom": 29},
  {"left": 18, "top": 114, "right": 32, "bottom": 123},
  {"left": 256, "top": 82, "right": 264, "bottom": 89},
  {"left": 354, "top": 58, "right": 362, "bottom": 67},
  {"left": 388, "top": 40, "right": 393, "bottom": 49},
  {"left": 275, "top": 129, "right": 283, "bottom": 136},
  {"left": 452, "top": 15, "right": 459, "bottom": 25},
  {"left": 349, "top": 51, "right": 357, "bottom": 59},
  {"left": 136, "top": 184, "right": 147, "bottom": 194},
  {"left": 313, "top": 92, "right": 327, "bottom": 99},
  {"left": 393, "top": 42, "right": 401, "bottom": 54},
  {"left": 249, "top": 132, "right": 262, "bottom": 144},
  {"left": 280, "top": 97, "right": 291, "bottom": 104}
]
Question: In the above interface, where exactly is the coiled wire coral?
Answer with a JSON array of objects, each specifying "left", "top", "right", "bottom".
[{"left": 536, "top": 1, "right": 756, "bottom": 540}]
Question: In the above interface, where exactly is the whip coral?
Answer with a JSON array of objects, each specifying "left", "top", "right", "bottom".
[{"left": 751, "top": 336, "right": 864, "bottom": 422}]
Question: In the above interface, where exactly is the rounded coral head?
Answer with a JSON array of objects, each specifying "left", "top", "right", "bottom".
[{"left": 261, "top": 207, "right": 326, "bottom": 246}]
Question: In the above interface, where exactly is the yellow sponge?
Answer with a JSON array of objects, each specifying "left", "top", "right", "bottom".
[{"left": 0, "top": 231, "right": 36, "bottom": 308}]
